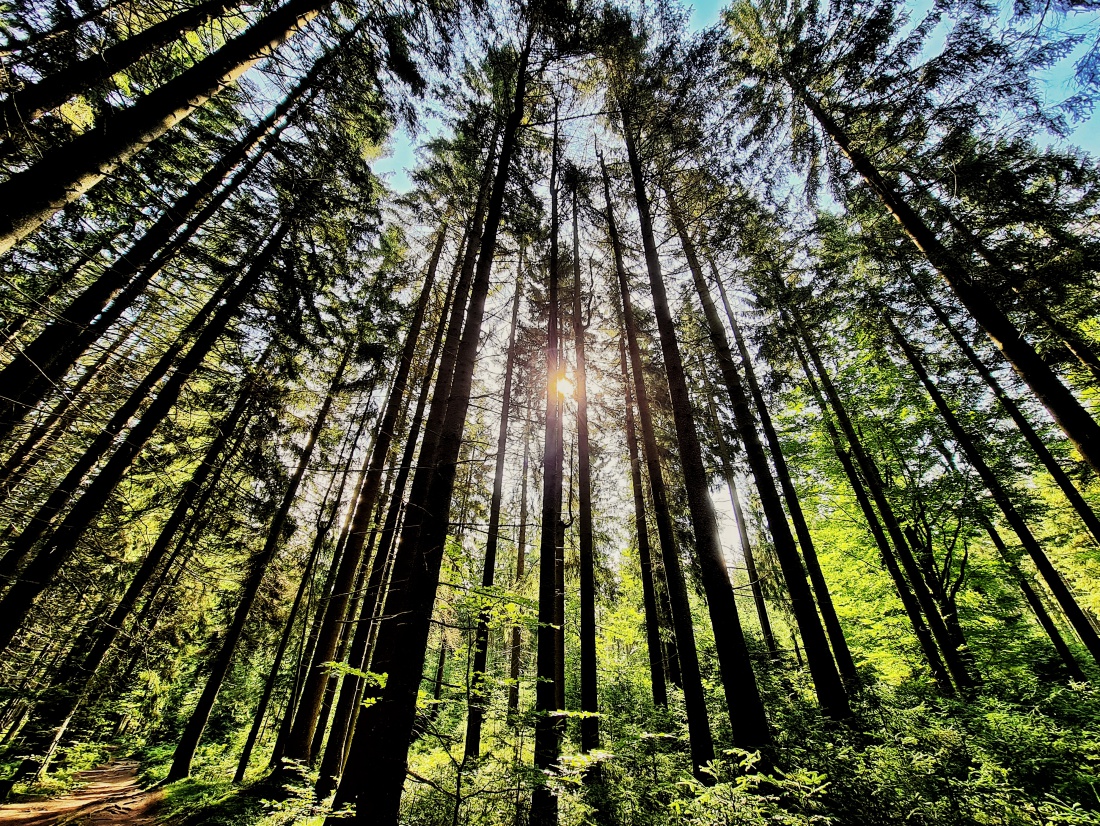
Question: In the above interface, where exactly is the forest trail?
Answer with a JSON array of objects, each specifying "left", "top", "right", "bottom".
[{"left": 0, "top": 761, "right": 164, "bottom": 825}]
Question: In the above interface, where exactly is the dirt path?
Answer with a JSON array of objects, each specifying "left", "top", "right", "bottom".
[{"left": 0, "top": 760, "right": 165, "bottom": 825}]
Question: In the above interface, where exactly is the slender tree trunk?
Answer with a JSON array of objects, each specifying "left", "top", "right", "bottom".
[
  {"left": 0, "top": 322, "right": 137, "bottom": 494},
  {"left": 600, "top": 151, "right": 714, "bottom": 774},
  {"left": 794, "top": 86, "right": 1100, "bottom": 475},
  {"left": 271, "top": 371, "right": 385, "bottom": 767},
  {"left": 507, "top": 416, "right": 530, "bottom": 719},
  {"left": 531, "top": 110, "right": 566, "bottom": 826},
  {"left": 1, "top": 0, "right": 242, "bottom": 131},
  {"left": 167, "top": 342, "right": 351, "bottom": 780},
  {"left": 0, "top": 0, "right": 131, "bottom": 58},
  {"left": 1031, "top": 305, "right": 1100, "bottom": 385},
  {"left": 792, "top": 332, "right": 951, "bottom": 687},
  {"left": 884, "top": 313, "right": 1100, "bottom": 666},
  {"left": 619, "top": 334, "right": 669, "bottom": 706},
  {"left": 709, "top": 263, "right": 857, "bottom": 684},
  {"left": 0, "top": 43, "right": 330, "bottom": 440},
  {"left": 280, "top": 224, "right": 450, "bottom": 774},
  {"left": 915, "top": 280, "right": 1100, "bottom": 548},
  {"left": 333, "top": 34, "right": 532, "bottom": 826},
  {"left": 0, "top": 269, "right": 237, "bottom": 582},
  {"left": 979, "top": 515, "right": 1086, "bottom": 680},
  {"left": 313, "top": 251, "right": 459, "bottom": 800},
  {"left": 570, "top": 186, "right": 599, "bottom": 755},
  {"left": 702, "top": 388, "right": 778, "bottom": 658},
  {"left": 465, "top": 255, "right": 523, "bottom": 759},
  {"left": 0, "top": 0, "right": 332, "bottom": 254},
  {"left": 24, "top": 363, "right": 262, "bottom": 753},
  {"left": 308, "top": 493, "right": 386, "bottom": 765},
  {"left": 666, "top": 194, "right": 849, "bottom": 713},
  {"left": 789, "top": 312, "right": 975, "bottom": 691}
]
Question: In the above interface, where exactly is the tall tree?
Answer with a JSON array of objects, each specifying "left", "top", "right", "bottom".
[{"left": 464, "top": 254, "right": 523, "bottom": 759}]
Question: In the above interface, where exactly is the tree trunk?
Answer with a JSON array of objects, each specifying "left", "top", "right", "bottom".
[
  {"left": 235, "top": 400, "right": 373, "bottom": 783},
  {"left": 0, "top": 0, "right": 331, "bottom": 253},
  {"left": 702, "top": 386, "right": 779, "bottom": 658},
  {"left": 24, "top": 362, "right": 261, "bottom": 756},
  {"left": 312, "top": 247, "right": 459, "bottom": 801},
  {"left": 794, "top": 86, "right": 1100, "bottom": 475},
  {"left": 1, "top": 0, "right": 242, "bottom": 131},
  {"left": 570, "top": 186, "right": 599, "bottom": 756},
  {"left": 623, "top": 135, "right": 776, "bottom": 748},
  {"left": 979, "top": 515, "right": 1086, "bottom": 680},
  {"left": 507, "top": 415, "right": 531, "bottom": 720},
  {"left": 600, "top": 151, "right": 714, "bottom": 774},
  {"left": 618, "top": 334, "right": 669, "bottom": 706},
  {"left": 332, "top": 33, "right": 532, "bottom": 826},
  {"left": 167, "top": 341, "right": 350, "bottom": 780},
  {"left": 465, "top": 253, "right": 523, "bottom": 760},
  {"left": 530, "top": 109, "right": 566, "bottom": 826},
  {"left": 0, "top": 320, "right": 138, "bottom": 494},
  {"left": 884, "top": 313, "right": 1100, "bottom": 666}
]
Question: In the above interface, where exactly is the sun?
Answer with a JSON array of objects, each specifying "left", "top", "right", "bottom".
[{"left": 556, "top": 375, "right": 575, "bottom": 398}]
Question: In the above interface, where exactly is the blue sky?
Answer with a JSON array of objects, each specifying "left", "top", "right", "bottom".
[{"left": 372, "top": 0, "right": 1099, "bottom": 192}]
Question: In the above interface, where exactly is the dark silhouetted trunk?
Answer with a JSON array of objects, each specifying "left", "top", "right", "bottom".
[
  {"left": 0, "top": 44, "right": 330, "bottom": 441},
  {"left": 623, "top": 155, "right": 779, "bottom": 744},
  {"left": 979, "top": 514, "right": 1086, "bottom": 680},
  {"left": 660, "top": 206, "right": 850, "bottom": 716},
  {"left": 702, "top": 386, "right": 778, "bottom": 658},
  {"left": 280, "top": 223, "right": 450, "bottom": 774},
  {"left": 235, "top": 402, "right": 373, "bottom": 783},
  {"left": 916, "top": 281, "right": 1100, "bottom": 549},
  {"left": 0, "top": 219, "right": 290, "bottom": 651},
  {"left": 507, "top": 416, "right": 531, "bottom": 719},
  {"left": 1, "top": 0, "right": 241, "bottom": 131},
  {"left": 313, "top": 258, "right": 456, "bottom": 801},
  {"left": 465, "top": 255, "right": 523, "bottom": 759},
  {"left": 570, "top": 186, "right": 599, "bottom": 755},
  {"left": 710, "top": 264, "right": 856, "bottom": 684},
  {"left": 789, "top": 312, "right": 975, "bottom": 692},
  {"left": 531, "top": 110, "right": 565, "bottom": 826},
  {"left": 618, "top": 334, "right": 668, "bottom": 706}
]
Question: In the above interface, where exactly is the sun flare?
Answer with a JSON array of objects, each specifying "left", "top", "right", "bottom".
[{"left": 555, "top": 375, "right": 574, "bottom": 397}]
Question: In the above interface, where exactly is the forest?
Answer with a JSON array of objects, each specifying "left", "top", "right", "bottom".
[{"left": 1, "top": 0, "right": 1099, "bottom": 823}]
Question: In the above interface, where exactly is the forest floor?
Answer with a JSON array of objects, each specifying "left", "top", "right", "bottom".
[{"left": 0, "top": 760, "right": 165, "bottom": 825}]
